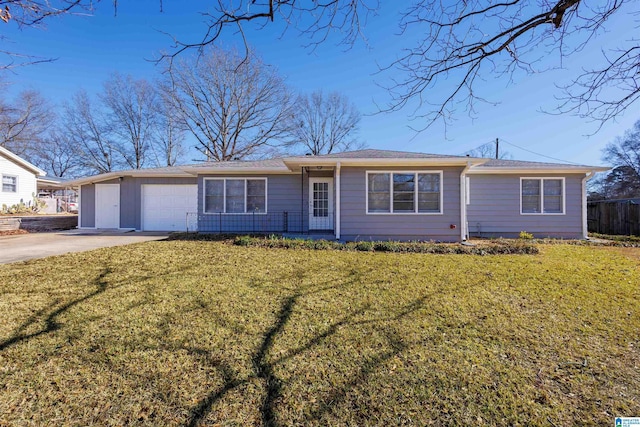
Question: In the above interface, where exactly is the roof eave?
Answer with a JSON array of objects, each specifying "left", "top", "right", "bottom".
[
  {"left": 467, "top": 166, "right": 610, "bottom": 174},
  {"left": 180, "top": 167, "right": 294, "bottom": 175},
  {"left": 65, "top": 170, "right": 194, "bottom": 186},
  {"left": 0, "top": 146, "right": 46, "bottom": 176}
]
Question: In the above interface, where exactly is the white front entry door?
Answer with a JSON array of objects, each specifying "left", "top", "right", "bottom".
[
  {"left": 142, "top": 184, "right": 197, "bottom": 231},
  {"left": 309, "top": 178, "right": 334, "bottom": 230},
  {"left": 95, "top": 184, "right": 120, "bottom": 229}
]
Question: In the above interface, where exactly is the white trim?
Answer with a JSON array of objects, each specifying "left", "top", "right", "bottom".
[
  {"left": 365, "top": 170, "right": 444, "bottom": 215},
  {"left": 308, "top": 177, "right": 334, "bottom": 230},
  {"left": 335, "top": 162, "right": 341, "bottom": 240},
  {"left": 0, "top": 146, "right": 46, "bottom": 176},
  {"left": 520, "top": 177, "right": 566, "bottom": 215},
  {"left": 202, "top": 177, "right": 268, "bottom": 214}
]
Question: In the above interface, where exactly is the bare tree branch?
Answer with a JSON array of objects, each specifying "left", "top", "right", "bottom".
[
  {"left": 164, "top": 0, "right": 636, "bottom": 130},
  {"left": 283, "top": 90, "right": 362, "bottom": 155},
  {"left": 162, "top": 46, "right": 294, "bottom": 161}
]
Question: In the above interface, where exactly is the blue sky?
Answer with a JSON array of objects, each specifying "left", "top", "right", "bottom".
[{"left": 2, "top": 0, "right": 638, "bottom": 167}]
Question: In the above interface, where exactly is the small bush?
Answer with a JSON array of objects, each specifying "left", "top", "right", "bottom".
[{"left": 519, "top": 231, "right": 534, "bottom": 240}]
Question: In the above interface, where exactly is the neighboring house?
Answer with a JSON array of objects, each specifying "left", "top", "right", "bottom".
[
  {"left": 66, "top": 149, "right": 608, "bottom": 241},
  {"left": 0, "top": 146, "right": 46, "bottom": 209}
]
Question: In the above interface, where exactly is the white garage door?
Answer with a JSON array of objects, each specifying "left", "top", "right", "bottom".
[{"left": 142, "top": 185, "right": 197, "bottom": 231}]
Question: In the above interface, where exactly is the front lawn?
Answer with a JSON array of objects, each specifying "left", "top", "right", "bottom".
[{"left": 0, "top": 241, "right": 638, "bottom": 426}]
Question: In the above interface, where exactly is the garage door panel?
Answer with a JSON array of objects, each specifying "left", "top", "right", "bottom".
[{"left": 142, "top": 185, "right": 197, "bottom": 231}]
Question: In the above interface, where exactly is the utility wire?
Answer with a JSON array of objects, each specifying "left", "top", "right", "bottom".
[{"left": 499, "top": 138, "right": 582, "bottom": 165}]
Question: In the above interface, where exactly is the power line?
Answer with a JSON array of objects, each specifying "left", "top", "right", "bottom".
[{"left": 499, "top": 138, "right": 582, "bottom": 165}]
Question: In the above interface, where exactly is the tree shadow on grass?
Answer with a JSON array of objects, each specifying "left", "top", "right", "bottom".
[
  {"left": 183, "top": 267, "right": 429, "bottom": 427},
  {"left": 0, "top": 267, "right": 111, "bottom": 352}
]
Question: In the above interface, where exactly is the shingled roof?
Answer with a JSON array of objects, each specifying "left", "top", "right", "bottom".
[
  {"left": 473, "top": 158, "right": 605, "bottom": 171},
  {"left": 286, "top": 149, "right": 464, "bottom": 160},
  {"left": 65, "top": 149, "right": 607, "bottom": 186}
]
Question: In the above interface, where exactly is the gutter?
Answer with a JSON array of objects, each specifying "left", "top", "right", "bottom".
[
  {"left": 460, "top": 161, "right": 472, "bottom": 241},
  {"left": 335, "top": 162, "right": 341, "bottom": 240}
]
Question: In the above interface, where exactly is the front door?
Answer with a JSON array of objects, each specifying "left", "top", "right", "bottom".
[
  {"left": 95, "top": 184, "right": 120, "bottom": 229},
  {"left": 308, "top": 178, "right": 334, "bottom": 230}
]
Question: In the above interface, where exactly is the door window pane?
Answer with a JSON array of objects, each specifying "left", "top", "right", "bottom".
[{"left": 313, "top": 182, "right": 329, "bottom": 217}]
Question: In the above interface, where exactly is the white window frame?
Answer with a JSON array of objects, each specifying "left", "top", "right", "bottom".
[
  {"left": 1, "top": 174, "right": 17, "bottom": 193},
  {"left": 520, "top": 177, "right": 565, "bottom": 215},
  {"left": 203, "top": 177, "right": 268, "bottom": 214},
  {"left": 365, "top": 170, "right": 444, "bottom": 215}
]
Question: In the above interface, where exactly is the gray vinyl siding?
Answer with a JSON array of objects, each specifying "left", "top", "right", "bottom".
[
  {"left": 467, "top": 173, "right": 584, "bottom": 239},
  {"left": 79, "top": 177, "right": 197, "bottom": 230},
  {"left": 197, "top": 173, "right": 305, "bottom": 233},
  {"left": 79, "top": 184, "right": 95, "bottom": 228},
  {"left": 340, "top": 166, "right": 463, "bottom": 242}
]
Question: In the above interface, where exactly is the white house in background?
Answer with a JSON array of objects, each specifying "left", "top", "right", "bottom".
[{"left": 0, "top": 146, "right": 46, "bottom": 208}]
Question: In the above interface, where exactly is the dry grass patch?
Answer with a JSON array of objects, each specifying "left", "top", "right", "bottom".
[{"left": 0, "top": 242, "right": 638, "bottom": 426}]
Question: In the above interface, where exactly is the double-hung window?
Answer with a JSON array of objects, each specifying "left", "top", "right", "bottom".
[
  {"left": 521, "top": 178, "right": 564, "bottom": 214},
  {"left": 2, "top": 175, "right": 17, "bottom": 193},
  {"left": 367, "top": 171, "right": 442, "bottom": 214},
  {"left": 204, "top": 178, "right": 267, "bottom": 213}
]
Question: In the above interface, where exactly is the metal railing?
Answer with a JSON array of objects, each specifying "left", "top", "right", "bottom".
[{"left": 186, "top": 211, "right": 335, "bottom": 234}]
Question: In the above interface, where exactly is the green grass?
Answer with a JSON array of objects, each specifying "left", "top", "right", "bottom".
[{"left": 0, "top": 242, "right": 638, "bottom": 426}]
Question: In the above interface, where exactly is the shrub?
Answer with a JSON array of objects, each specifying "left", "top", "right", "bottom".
[{"left": 519, "top": 231, "right": 534, "bottom": 240}]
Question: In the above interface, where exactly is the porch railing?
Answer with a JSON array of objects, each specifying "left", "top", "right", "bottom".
[{"left": 185, "top": 211, "right": 335, "bottom": 234}]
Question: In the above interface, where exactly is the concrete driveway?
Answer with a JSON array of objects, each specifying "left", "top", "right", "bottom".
[{"left": 0, "top": 230, "right": 169, "bottom": 264}]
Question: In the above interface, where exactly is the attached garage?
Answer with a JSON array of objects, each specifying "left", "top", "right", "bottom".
[{"left": 141, "top": 184, "right": 197, "bottom": 231}]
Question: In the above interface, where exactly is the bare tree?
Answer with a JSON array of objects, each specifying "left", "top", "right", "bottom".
[
  {"left": 0, "top": 89, "right": 54, "bottom": 157},
  {"left": 164, "top": 46, "right": 294, "bottom": 161},
  {"left": 463, "top": 141, "right": 511, "bottom": 160},
  {"left": 166, "top": 1, "right": 636, "bottom": 130},
  {"left": 599, "top": 119, "right": 640, "bottom": 198},
  {"left": 64, "top": 90, "right": 119, "bottom": 174},
  {"left": 151, "top": 92, "right": 186, "bottom": 167},
  {"left": 101, "top": 73, "right": 158, "bottom": 169},
  {"left": 284, "top": 90, "right": 362, "bottom": 155},
  {"left": 34, "top": 130, "right": 83, "bottom": 177}
]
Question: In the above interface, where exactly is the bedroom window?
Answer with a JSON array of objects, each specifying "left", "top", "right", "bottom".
[
  {"left": 2, "top": 175, "right": 17, "bottom": 193},
  {"left": 521, "top": 178, "right": 564, "bottom": 214},
  {"left": 204, "top": 178, "right": 266, "bottom": 213},
  {"left": 367, "top": 171, "right": 442, "bottom": 214}
]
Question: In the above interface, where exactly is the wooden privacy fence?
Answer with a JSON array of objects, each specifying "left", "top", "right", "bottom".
[{"left": 588, "top": 201, "right": 640, "bottom": 236}]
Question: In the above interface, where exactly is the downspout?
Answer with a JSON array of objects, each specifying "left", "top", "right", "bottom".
[
  {"left": 77, "top": 185, "right": 82, "bottom": 229},
  {"left": 460, "top": 162, "right": 472, "bottom": 241},
  {"left": 301, "top": 167, "right": 305, "bottom": 231},
  {"left": 582, "top": 171, "right": 593, "bottom": 239},
  {"left": 335, "top": 162, "right": 341, "bottom": 240}
]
